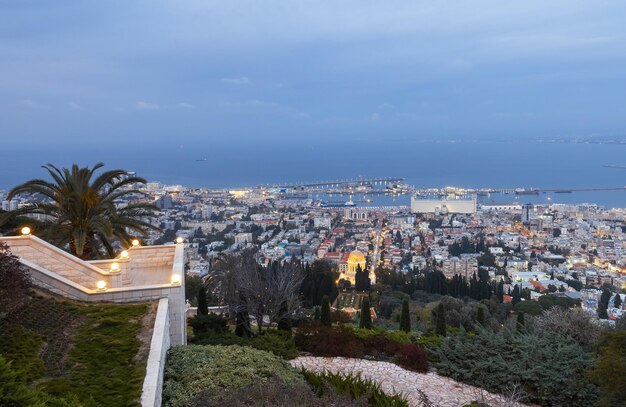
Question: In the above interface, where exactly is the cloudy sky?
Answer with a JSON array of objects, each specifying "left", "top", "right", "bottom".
[{"left": 2, "top": 1, "right": 626, "bottom": 150}]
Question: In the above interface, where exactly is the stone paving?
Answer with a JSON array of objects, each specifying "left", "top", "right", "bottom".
[{"left": 291, "top": 356, "right": 528, "bottom": 407}]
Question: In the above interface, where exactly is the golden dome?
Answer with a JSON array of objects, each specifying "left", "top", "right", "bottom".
[{"left": 347, "top": 250, "right": 366, "bottom": 264}]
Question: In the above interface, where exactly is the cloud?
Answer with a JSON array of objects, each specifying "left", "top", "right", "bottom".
[
  {"left": 221, "top": 77, "right": 251, "bottom": 85},
  {"left": 68, "top": 101, "right": 82, "bottom": 111},
  {"left": 178, "top": 102, "right": 194, "bottom": 108},
  {"left": 17, "top": 99, "right": 45, "bottom": 109},
  {"left": 135, "top": 101, "right": 159, "bottom": 110}
]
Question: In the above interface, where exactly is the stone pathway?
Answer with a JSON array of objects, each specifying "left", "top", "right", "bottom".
[{"left": 291, "top": 356, "right": 528, "bottom": 407}]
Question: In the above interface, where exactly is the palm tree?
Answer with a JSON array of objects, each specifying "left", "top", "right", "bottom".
[{"left": 0, "top": 163, "right": 160, "bottom": 259}]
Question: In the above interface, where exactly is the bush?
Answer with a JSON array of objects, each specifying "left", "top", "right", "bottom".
[
  {"left": 302, "top": 370, "right": 409, "bottom": 407},
  {"left": 191, "top": 330, "right": 298, "bottom": 360},
  {"left": 331, "top": 308, "right": 354, "bottom": 324},
  {"left": 361, "top": 333, "right": 403, "bottom": 359},
  {"left": 190, "top": 375, "right": 364, "bottom": 407},
  {"left": 592, "top": 331, "right": 626, "bottom": 407},
  {"left": 295, "top": 323, "right": 365, "bottom": 358},
  {"left": 189, "top": 313, "right": 228, "bottom": 336},
  {"left": 432, "top": 327, "right": 598, "bottom": 406},
  {"left": 513, "top": 300, "right": 543, "bottom": 316},
  {"left": 393, "top": 344, "right": 429, "bottom": 372},
  {"left": 162, "top": 345, "right": 304, "bottom": 407}
]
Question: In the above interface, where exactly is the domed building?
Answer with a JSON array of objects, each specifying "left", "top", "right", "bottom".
[{"left": 339, "top": 250, "right": 367, "bottom": 284}]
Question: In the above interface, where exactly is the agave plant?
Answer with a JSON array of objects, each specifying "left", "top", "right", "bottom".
[{"left": 0, "top": 163, "right": 160, "bottom": 259}]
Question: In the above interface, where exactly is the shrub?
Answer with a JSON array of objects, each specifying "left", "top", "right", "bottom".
[
  {"left": 393, "top": 344, "right": 428, "bottom": 372},
  {"left": 513, "top": 300, "right": 543, "bottom": 316},
  {"left": 295, "top": 323, "right": 364, "bottom": 358},
  {"left": 432, "top": 327, "right": 598, "bottom": 406},
  {"left": 189, "top": 313, "right": 228, "bottom": 336},
  {"left": 162, "top": 345, "right": 304, "bottom": 407},
  {"left": 302, "top": 370, "right": 409, "bottom": 407},
  {"left": 190, "top": 375, "right": 364, "bottom": 407},
  {"left": 592, "top": 331, "right": 626, "bottom": 407},
  {"left": 191, "top": 330, "right": 298, "bottom": 360},
  {"left": 361, "top": 333, "right": 403, "bottom": 359},
  {"left": 331, "top": 308, "right": 353, "bottom": 324},
  {"left": 0, "top": 243, "right": 31, "bottom": 318}
]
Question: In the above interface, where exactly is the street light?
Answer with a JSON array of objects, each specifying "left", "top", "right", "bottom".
[
  {"left": 131, "top": 239, "right": 140, "bottom": 247},
  {"left": 21, "top": 226, "right": 31, "bottom": 235},
  {"left": 110, "top": 262, "right": 120, "bottom": 273}
]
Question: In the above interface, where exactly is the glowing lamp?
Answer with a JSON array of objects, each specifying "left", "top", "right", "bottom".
[
  {"left": 120, "top": 250, "right": 129, "bottom": 259},
  {"left": 21, "top": 226, "right": 31, "bottom": 235},
  {"left": 176, "top": 237, "right": 184, "bottom": 244},
  {"left": 96, "top": 280, "right": 107, "bottom": 291},
  {"left": 110, "top": 262, "right": 120, "bottom": 273},
  {"left": 171, "top": 274, "right": 181, "bottom": 285},
  {"left": 131, "top": 239, "right": 140, "bottom": 247}
]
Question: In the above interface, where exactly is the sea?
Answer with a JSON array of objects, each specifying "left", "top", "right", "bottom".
[{"left": 2, "top": 139, "right": 626, "bottom": 209}]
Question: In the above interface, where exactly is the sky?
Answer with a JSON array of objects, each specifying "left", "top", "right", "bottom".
[{"left": 1, "top": 1, "right": 626, "bottom": 152}]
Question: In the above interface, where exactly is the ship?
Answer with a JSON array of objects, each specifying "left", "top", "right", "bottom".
[
  {"left": 515, "top": 188, "right": 539, "bottom": 196},
  {"left": 320, "top": 200, "right": 357, "bottom": 208}
]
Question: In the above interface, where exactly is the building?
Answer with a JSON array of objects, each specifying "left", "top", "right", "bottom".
[
  {"left": 344, "top": 208, "right": 369, "bottom": 221},
  {"left": 234, "top": 233, "right": 253, "bottom": 245},
  {"left": 411, "top": 196, "right": 477, "bottom": 214},
  {"left": 522, "top": 203, "right": 534, "bottom": 225},
  {"left": 338, "top": 250, "right": 367, "bottom": 284}
]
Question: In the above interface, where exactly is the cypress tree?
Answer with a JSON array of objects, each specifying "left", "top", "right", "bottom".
[
  {"left": 598, "top": 289, "right": 611, "bottom": 319},
  {"left": 359, "top": 297, "right": 372, "bottom": 329},
  {"left": 435, "top": 303, "right": 447, "bottom": 337},
  {"left": 516, "top": 311, "right": 525, "bottom": 332},
  {"left": 512, "top": 284, "right": 521, "bottom": 305},
  {"left": 476, "top": 306, "right": 485, "bottom": 326},
  {"left": 399, "top": 299, "right": 411, "bottom": 332},
  {"left": 197, "top": 286, "right": 208, "bottom": 316},
  {"left": 320, "top": 295, "right": 332, "bottom": 326}
]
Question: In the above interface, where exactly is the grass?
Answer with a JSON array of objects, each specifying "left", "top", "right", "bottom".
[{"left": 0, "top": 293, "right": 150, "bottom": 407}]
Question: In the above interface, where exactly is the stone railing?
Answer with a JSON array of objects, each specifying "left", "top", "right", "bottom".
[{"left": 141, "top": 298, "right": 170, "bottom": 407}]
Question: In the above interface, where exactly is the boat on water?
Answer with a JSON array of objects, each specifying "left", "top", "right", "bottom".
[
  {"left": 320, "top": 200, "right": 357, "bottom": 208},
  {"left": 515, "top": 188, "right": 540, "bottom": 196}
]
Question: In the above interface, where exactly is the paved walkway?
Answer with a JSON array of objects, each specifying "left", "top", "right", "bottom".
[{"left": 291, "top": 356, "right": 528, "bottom": 407}]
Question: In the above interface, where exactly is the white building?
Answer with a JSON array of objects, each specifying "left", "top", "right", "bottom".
[
  {"left": 411, "top": 196, "right": 477, "bottom": 214},
  {"left": 234, "top": 233, "right": 253, "bottom": 245}
]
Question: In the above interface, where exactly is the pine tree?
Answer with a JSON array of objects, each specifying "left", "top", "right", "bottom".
[
  {"left": 516, "top": 311, "right": 525, "bottom": 332},
  {"left": 476, "top": 306, "right": 485, "bottom": 326},
  {"left": 321, "top": 295, "right": 332, "bottom": 326},
  {"left": 399, "top": 299, "right": 411, "bottom": 332},
  {"left": 359, "top": 297, "right": 372, "bottom": 329},
  {"left": 512, "top": 284, "right": 521, "bottom": 305},
  {"left": 436, "top": 302, "right": 447, "bottom": 337},
  {"left": 197, "top": 286, "right": 208, "bottom": 316}
]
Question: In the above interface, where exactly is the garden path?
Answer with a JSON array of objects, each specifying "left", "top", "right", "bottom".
[{"left": 291, "top": 356, "right": 528, "bottom": 407}]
